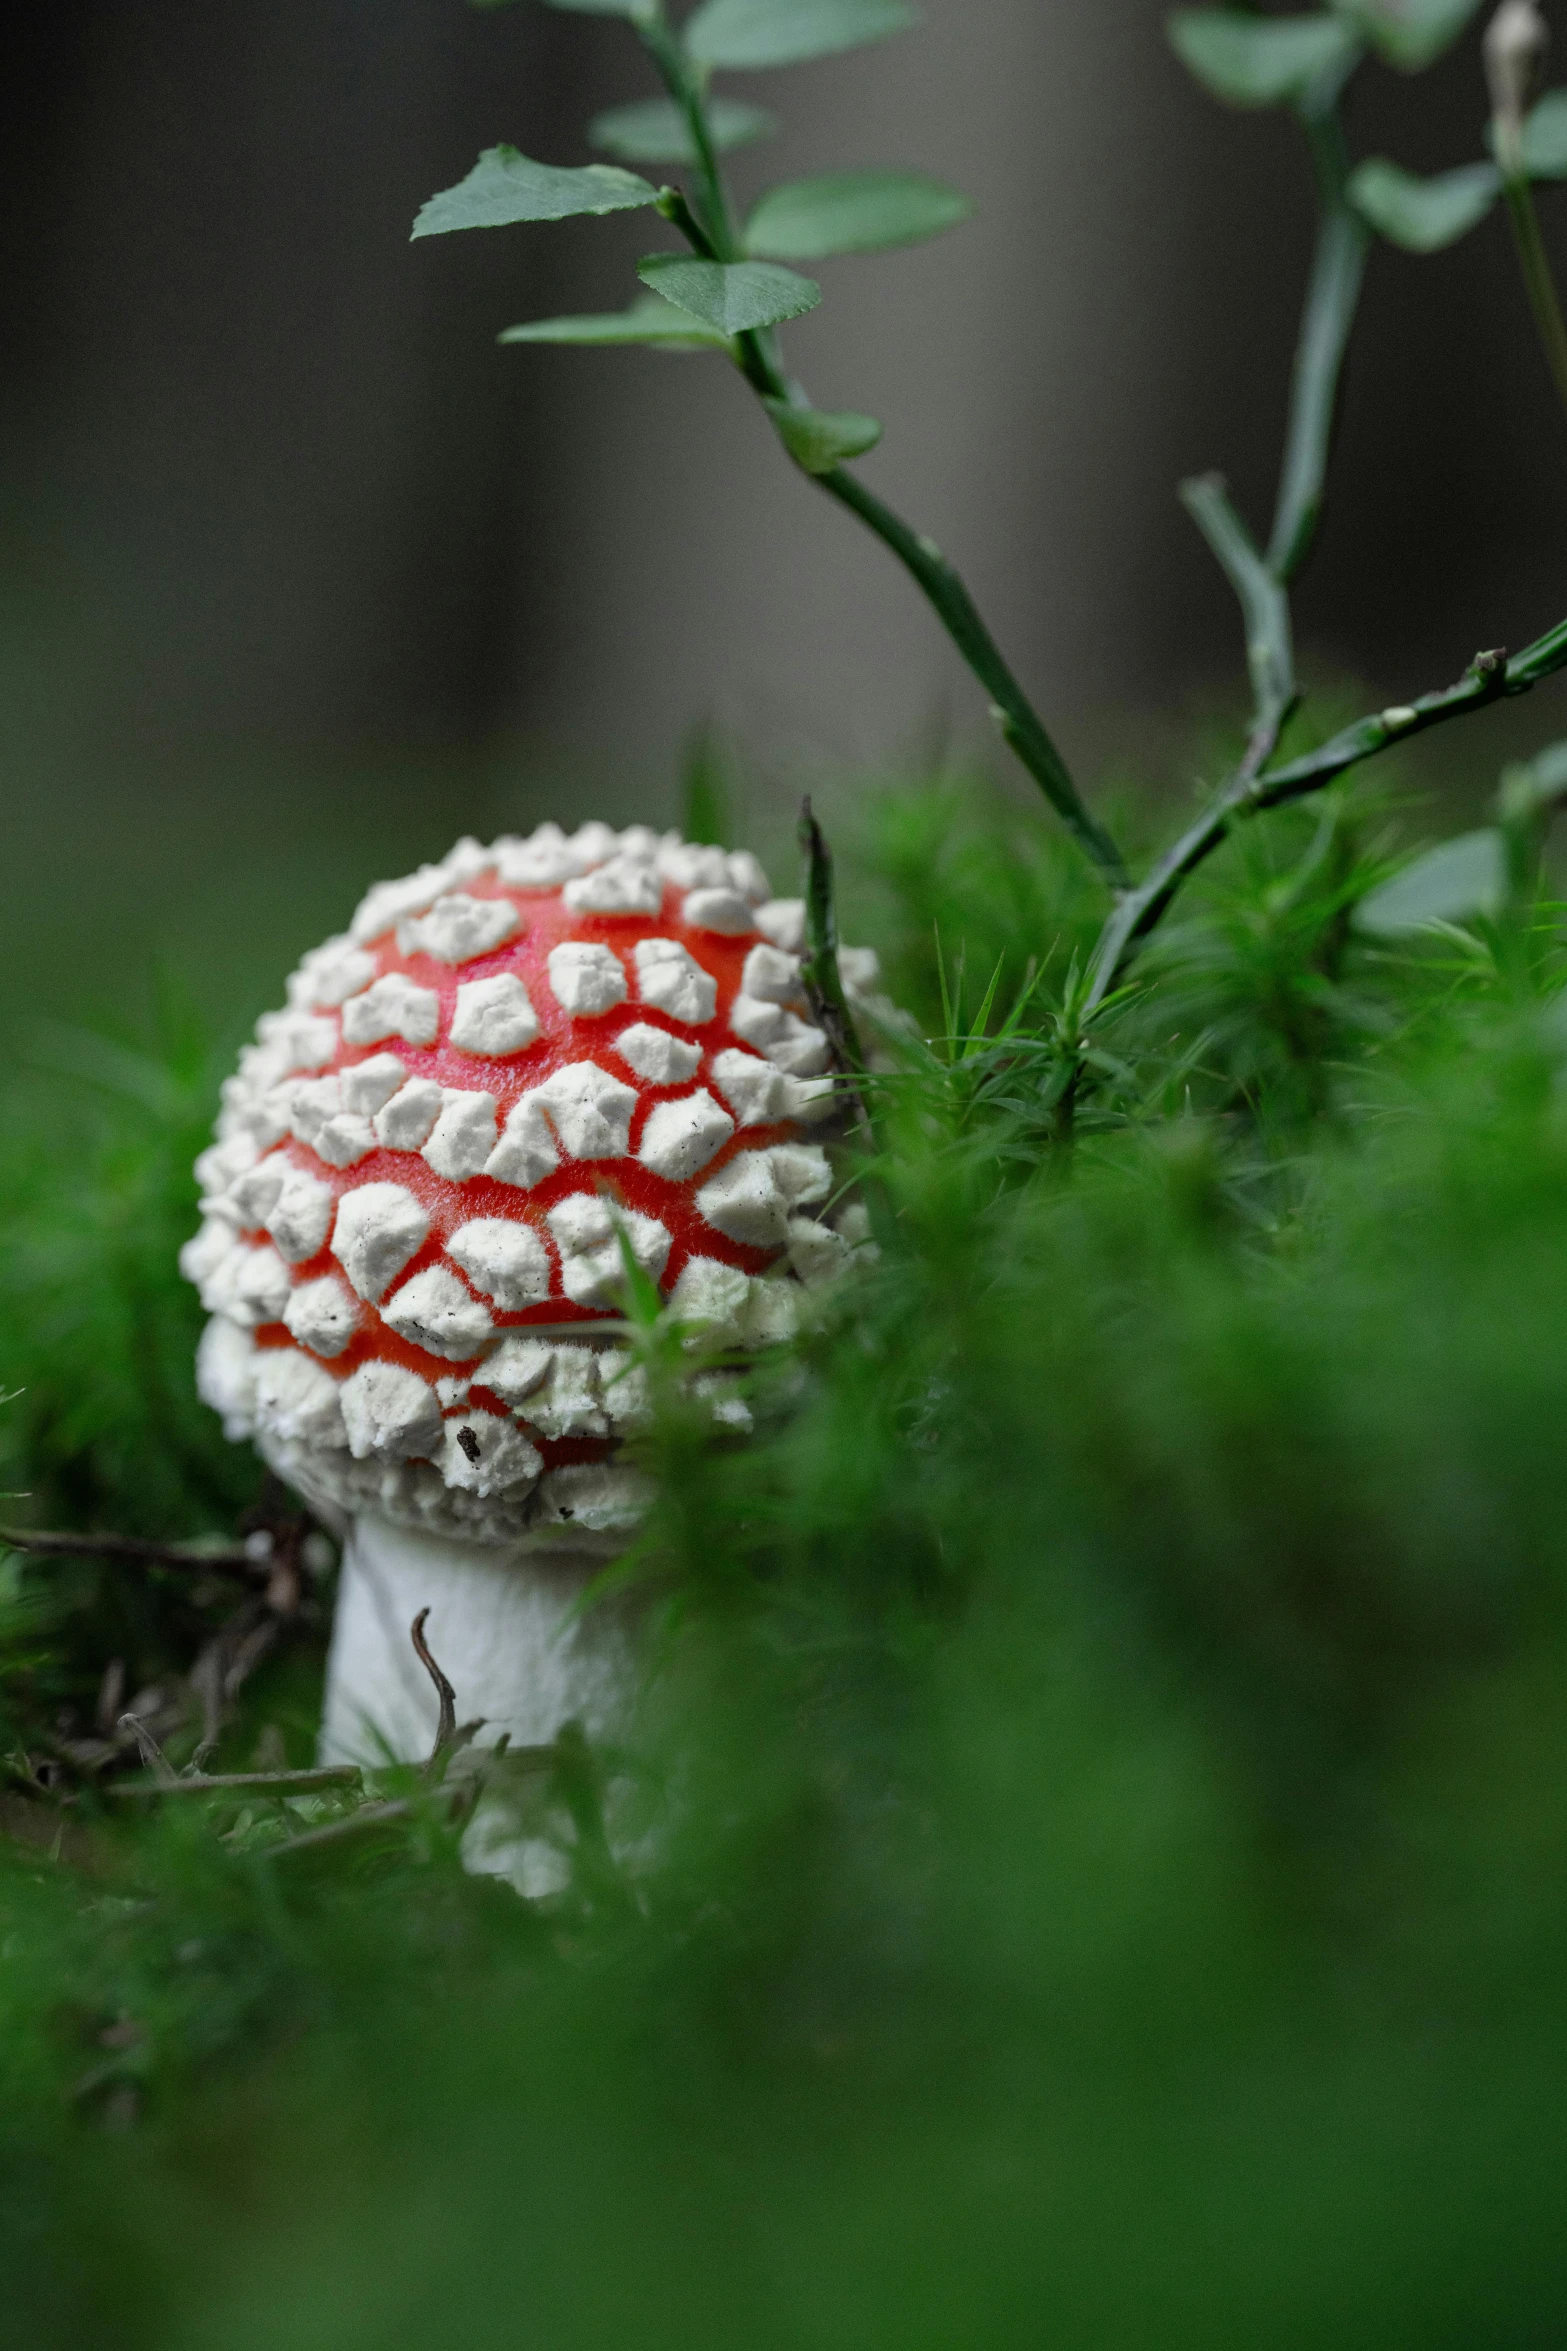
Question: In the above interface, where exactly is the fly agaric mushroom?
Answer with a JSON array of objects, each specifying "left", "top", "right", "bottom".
[{"left": 183, "top": 822, "right": 885, "bottom": 1763}]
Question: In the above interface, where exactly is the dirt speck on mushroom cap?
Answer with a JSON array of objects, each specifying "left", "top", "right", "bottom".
[{"left": 182, "top": 824, "right": 886, "bottom": 1545}]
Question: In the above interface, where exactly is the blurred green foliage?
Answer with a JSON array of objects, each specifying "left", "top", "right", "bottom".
[{"left": 4, "top": 768, "right": 1567, "bottom": 2342}]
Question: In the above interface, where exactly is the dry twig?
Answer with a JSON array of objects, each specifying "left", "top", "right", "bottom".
[
  {"left": 411, "top": 1606, "right": 463, "bottom": 1766},
  {"left": 0, "top": 1526, "right": 255, "bottom": 1580},
  {"left": 106, "top": 1765, "right": 361, "bottom": 1801},
  {"left": 117, "top": 1713, "right": 179, "bottom": 1786}
]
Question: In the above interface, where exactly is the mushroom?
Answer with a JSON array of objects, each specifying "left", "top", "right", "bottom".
[{"left": 182, "top": 822, "right": 887, "bottom": 1764}]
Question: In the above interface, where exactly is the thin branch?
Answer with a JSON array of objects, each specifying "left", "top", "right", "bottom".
[
  {"left": 1501, "top": 171, "right": 1567, "bottom": 427},
  {"left": 632, "top": 12, "right": 1129, "bottom": 896},
  {"left": 1268, "top": 95, "right": 1368, "bottom": 581},
  {"left": 818, "top": 470, "right": 1131, "bottom": 890},
  {"left": 410, "top": 1608, "right": 459, "bottom": 1763},
  {"left": 1096, "top": 78, "right": 1369, "bottom": 1006},
  {"left": 1180, "top": 475, "right": 1295, "bottom": 727},
  {"left": 0, "top": 1526, "right": 256, "bottom": 1580},
  {"left": 267, "top": 1747, "right": 560, "bottom": 1859},
  {"left": 1486, "top": 2, "right": 1567, "bottom": 425},
  {"left": 107, "top": 1766, "right": 362, "bottom": 1800},
  {"left": 654, "top": 183, "right": 720, "bottom": 262},
  {"left": 1086, "top": 716, "right": 1290, "bottom": 1016},
  {"left": 1184, "top": 82, "right": 1363, "bottom": 650},
  {"left": 1084, "top": 635, "right": 1558, "bottom": 1010},
  {"left": 483, "top": 1740, "right": 559, "bottom": 1774},
  {"left": 117, "top": 1713, "right": 179, "bottom": 1786},
  {"left": 638, "top": 8, "right": 738, "bottom": 259},
  {"left": 1506, "top": 609, "right": 1567, "bottom": 684}
]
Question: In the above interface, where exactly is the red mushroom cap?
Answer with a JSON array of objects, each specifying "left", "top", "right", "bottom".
[{"left": 184, "top": 823, "right": 883, "bottom": 1545}]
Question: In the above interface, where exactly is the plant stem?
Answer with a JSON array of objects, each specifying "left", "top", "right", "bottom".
[
  {"left": 1082, "top": 626, "right": 1567, "bottom": 1011},
  {"left": 107, "top": 1766, "right": 362, "bottom": 1800},
  {"left": 818, "top": 471, "right": 1130, "bottom": 886},
  {"left": 1269, "top": 95, "right": 1368, "bottom": 581},
  {"left": 0, "top": 1526, "right": 258, "bottom": 1581},
  {"left": 634, "top": 11, "right": 1129, "bottom": 896},
  {"left": 1092, "top": 79, "right": 1367, "bottom": 1007},
  {"left": 1182, "top": 474, "right": 1295, "bottom": 729},
  {"left": 654, "top": 185, "right": 719, "bottom": 261},
  {"left": 1085, "top": 714, "right": 1297, "bottom": 1016},
  {"left": 638, "top": 10, "right": 737, "bottom": 259},
  {"left": 1500, "top": 168, "right": 1567, "bottom": 427}
]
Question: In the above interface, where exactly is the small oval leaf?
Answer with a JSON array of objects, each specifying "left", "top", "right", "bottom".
[
  {"left": 1356, "top": 830, "right": 1507, "bottom": 936},
  {"left": 1524, "top": 739, "right": 1567, "bottom": 801},
  {"left": 637, "top": 255, "right": 821, "bottom": 334},
  {"left": 765, "top": 400, "right": 883, "bottom": 471},
  {"left": 589, "top": 97, "right": 776, "bottom": 165},
  {"left": 1497, "top": 738, "right": 1567, "bottom": 819},
  {"left": 746, "top": 170, "right": 970, "bottom": 260},
  {"left": 1349, "top": 158, "right": 1499, "bottom": 251},
  {"left": 1524, "top": 89, "right": 1567, "bottom": 179},
  {"left": 500, "top": 294, "right": 733, "bottom": 350},
  {"left": 1168, "top": 10, "right": 1360, "bottom": 107},
  {"left": 1328, "top": 0, "right": 1481, "bottom": 69},
  {"left": 412, "top": 146, "right": 658, "bottom": 238},
  {"left": 685, "top": 0, "right": 916, "bottom": 70}
]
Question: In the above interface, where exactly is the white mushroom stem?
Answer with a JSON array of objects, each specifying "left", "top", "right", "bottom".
[{"left": 319, "top": 1515, "right": 637, "bottom": 1766}]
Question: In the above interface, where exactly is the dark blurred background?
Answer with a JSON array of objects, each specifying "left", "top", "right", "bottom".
[{"left": 4, "top": 0, "right": 1567, "bottom": 1028}]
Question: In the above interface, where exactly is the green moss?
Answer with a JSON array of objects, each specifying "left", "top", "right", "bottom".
[{"left": 3, "top": 775, "right": 1567, "bottom": 2342}]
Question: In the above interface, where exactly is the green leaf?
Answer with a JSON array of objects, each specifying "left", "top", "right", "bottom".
[
  {"left": 589, "top": 97, "right": 776, "bottom": 164},
  {"left": 1497, "top": 738, "right": 1567, "bottom": 818},
  {"left": 685, "top": 0, "right": 916, "bottom": 71},
  {"left": 637, "top": 255, "right": 821, "bottom": 333},
  {"left": 1356, "top": 831, "right": 1507, "bottom": 935},
  {"left": 1523, "top": 90, "right": 1567, "bottom": 179},
  {"left": 1524, "top": 739, "right": 1567, "bottom": 799},
  {"left": 1349, "top": 158, "right": 1499, "bottom": 251},
  {"left": 745, "top": 170, "right": 969, "bottom": 260},
  {"left": 411, "top": 146, "right": 659, "bottom": 239},
  {"left": 499, "top": 294, "right": 733, "bottom": 350},
  {"left": 765, "top": 400, "right": 883, "bottom": 471},
  {"left": 1167, "top": 11, "right": 1360, "bottom": 107},
  {"left": 540, "top": 0, "right": 658, "bottom": 15},
  {"left": 1329, "top": 0, "right": 1481, "bottom": 70}
]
